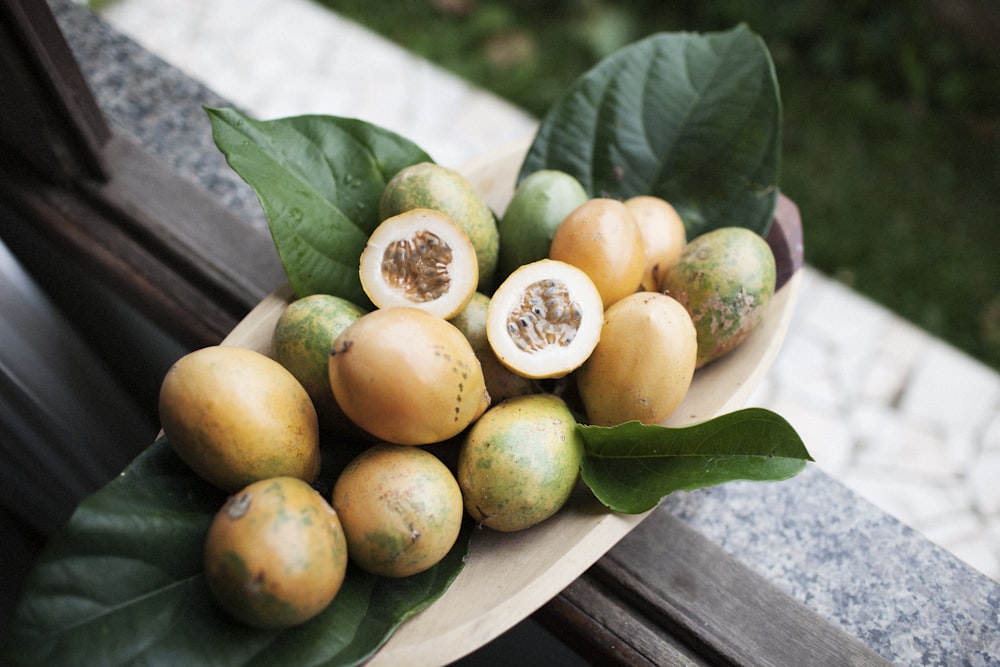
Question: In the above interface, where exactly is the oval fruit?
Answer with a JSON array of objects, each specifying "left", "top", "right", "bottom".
[
  {"left": 359, "top": 208, "right": 478, "bottom": 319},
  {"left": 328, "top": 307, "right": 490, "bottom": 445},
  {"left": 661, "top": 226, "right": 776, "bottom": 368},
  {"left": 331, "top": 443, "right": 464, "bottom": 577},
  {"left": 486, "top": 259, "right": 603, "bottom": 379},
  {"left": 449, "top": 292, "right": 536, "bottom": 404},
  {"left": 624, "top": 195, "right": 687, "bottom": 291},
  {"left": 204, "top": 476, "right": 348, "bottom": 629},
  {"left": 548, "top": 197, "right": 645, "bottom": 307},
  {"left": 576, "top": 292, "right": 697, "bottom": 426},
  {"left": 497, "top": 169, "right": 588, "bottom": 280},
  {"left": 458, "top": 393, "right": 583, "bottom": 532},
  {"left": 159, "top": 346, "right": 321, "bottom": 492},
  {"left": 272, "top": 293, "right": 368, "bottom": 436},
  {"left": 379, "top": 161, "right": 499, "bottom": 287}
]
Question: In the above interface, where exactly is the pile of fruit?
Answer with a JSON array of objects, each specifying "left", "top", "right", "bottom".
[{"left": 157, "top": 159, "right": 777, "bottom": 629}]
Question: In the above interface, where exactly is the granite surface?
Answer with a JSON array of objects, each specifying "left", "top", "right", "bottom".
[{"left": 48, "top": 1, "right": 1000, "bottom": 663}]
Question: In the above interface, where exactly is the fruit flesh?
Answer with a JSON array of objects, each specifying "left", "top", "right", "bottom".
[
  {"left": 486, "top": 259, "right": 603, "bottom": 379},
  {"left": 359, "top": 209, "right": 478, "bottom": 319}
]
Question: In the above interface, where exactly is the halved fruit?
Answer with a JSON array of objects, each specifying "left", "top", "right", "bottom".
[
  {"left": 359, "top": 208, "right": 478, "bottom": 319},
  {"left": 486, "top": 259, "right": 603, "bottom": 379}
]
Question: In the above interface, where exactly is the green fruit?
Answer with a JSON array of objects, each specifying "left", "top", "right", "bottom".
[
  {"left": 661, "top": 227, "right": 776, "bottom": 368},
  {"left": 449, "top": 292, "right": 536, "bottom": 404},
  {"left": 379, "top": 162, "right": 499, "bottom": 288},
  {"left": 331, "top": 443, "right": 464, "bottom": 577},
  {"left": 204, "top": 476, "right": 348, "bottom": 629},
  {"left": 458, "top": 393, "right": 583, "bottom": 532},
  {"left": 272, "top": 294, "right": 368, "bottom": 436},
  {"left": 497, "top": 169, "right": 588, "bottom": 280}
]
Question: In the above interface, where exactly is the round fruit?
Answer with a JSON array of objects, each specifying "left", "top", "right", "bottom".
[
  {"left": 449, "top": 292, "right": 536, "bottom": 404},
  {"left": 576, "top": 292, "right": 697, "bottom": 426},
  {"left": 548, "top": 197, "right": 646, "bottom": 307},
  {"left": 497, "top": 169, "right": 589, "bottom": 280},
  {"left": 272, "top": 294, "right": 368, "bottom": 435},
  {"left": 331, "top": 443, "right": 464, "bottom": 577},
  {"left": 661, "top": 226, "right": 776, "bottom": 368},
  {"left": 359, "top": 208, "right": 478, "bottom": 319},
  {"left": 159, "top": 346, "right": 321, "bottom": 492},
  {"left": 624, "top": 195, "right": 687, "bottom": 292},
  {"left": 458, "top": 393, "right": 583, "bottom": 532},
  {"left": 486, "top": 259, "right": 603, "bottom": 379},
  {"left": 379, "top": 161, "right": 499, "bottom": 287},
  {"left": 328, "top": 307, "right": 490, "bottom": 445},
  {"left": 204, "top": 476, "right": 348, "bottom": 629}
]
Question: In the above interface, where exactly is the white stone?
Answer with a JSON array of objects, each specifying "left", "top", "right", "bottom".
[{"left": 969, "top": 450, "right": 1000, "bottom": 516}]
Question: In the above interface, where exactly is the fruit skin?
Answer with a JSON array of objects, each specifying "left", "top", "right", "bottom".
[
  {"left": 576, "top": 292, "right": 697, "bottom": 426},
  {"left": 379, "top": 161, "right": 499, "bottom": 288},
  {"left": 272, "top": 294, "right": 368, "bottom": 436},
  {"left": 328, "top": 307, "right": 490, "bottom": 445},
  {"left": 624, "top": 195, "right": 687, "bottom": 292},
  {"left": 359, "top": 208, "right": 478, "bottom": 319},
  {"left": 486, "top": 258, "right": 604, "bottom": 380},
  {"left": 660, "top": 226, "right": 776, "bottom": 368},
  {"left": 331, "top": 443, "right": 464, "bottom": 577},
  {"left": 159, "top": 346, "right": 321, "bottom": 492},
  {"left": 204, "top": 476, "right": 348, "bottom": 629},
  {"left": 548, "top": 198, "right": 646, "bottom": 307},
  {"left": 449, "top": 292, "right": 536, "bottom": 404},
  {"left": 498, "top": 169, "right": 589, "bottom": 280},
  {"left": 458, "top": 393, "right": 583, "bottom": 532}
]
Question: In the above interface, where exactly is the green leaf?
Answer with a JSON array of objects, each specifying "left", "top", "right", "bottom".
[
  {"left": 3, "top": 437, "right": 472, "bottom": 666},
  {"left": 206, "top": 108, "right": 433, "bottom": 304},
  {"left": 518, "top": 24, "right": 782, "bottom": 239},
  {"left": 579, "top": 408, "right": 812, "bottom": 514}
]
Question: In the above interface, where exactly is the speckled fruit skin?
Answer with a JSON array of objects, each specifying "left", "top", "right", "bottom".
[
  {"left": 328, "top": 307, "right": 490, "bottom": 445},
  {"left": 660, "top": 226, "right": 776, "bottom": 368},
  {"left": 204, "top": 476, "right": 348, "bottom": 629},
  {"left": 548, "top": 198, "right": 646, "bottom": 308},
  {"left": 576, "top": 292, "right": 697, "bottom": 426},
  {"left": 497, "top": 169, "right": 588, "bottom": 280},
  {"left": 379, "top": 161, "right": 499, "bottom": 288},
  {"left": 159, "top": 345, "right": 321, "bottom": 492},
  {"left": 457, "top": 393, "right": 583, "bottom": 532},
  {"left": 449, "top": 292, "right": 536, "bottom": 404},
  {"left": 331, "top": 443, "right": 464, "bottom": 578},
  {"left": 271, "top": 294, "right": 367, "bottom": 436}
]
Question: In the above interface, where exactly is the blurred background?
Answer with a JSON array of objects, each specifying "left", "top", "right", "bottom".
[{"left": 283, "top": 0, "right": 1000, "bottom": 373}]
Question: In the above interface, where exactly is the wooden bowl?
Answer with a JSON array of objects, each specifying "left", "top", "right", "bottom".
[{"left": 222, "top": 138, "right": 804, "bottom": 665}]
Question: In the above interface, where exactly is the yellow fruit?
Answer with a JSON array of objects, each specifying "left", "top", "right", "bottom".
[
  {"left": 328, "top": 307, "right": 490, "bottom": 445},
  {"left": 548, "top": 198, "right": 646, "bottom": 307},
  {"left": 359, "top": 208, "right": 478, "bottom": 319},
  {"left": 331, "top": 443, "right": 464, "bottom": 577},
  {"left": 576, "top": 292, "right": 697, "bottom": 426},
  {"left": 204, "top": 477, "right": 348, "bottom": 629},
  {"left": 486, "top": 259, "right": 603, "bottom": 380},
  {"left": 159, "top": 346, "right": 320, "bottom": 492},
  {"left": 624, "top": 195, "right": 687, "bottom": 291}
]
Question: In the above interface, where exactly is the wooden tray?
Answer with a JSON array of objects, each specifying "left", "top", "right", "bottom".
[{"left": 222, "top": 139, "right": 804, "bottom": 665}]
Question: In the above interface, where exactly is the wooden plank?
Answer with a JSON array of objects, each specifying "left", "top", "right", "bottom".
[{"left": 535, "top": 506, "right": 892, "bottom": 666}]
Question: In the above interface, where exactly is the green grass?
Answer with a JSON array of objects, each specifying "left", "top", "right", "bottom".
[{"left": 322, "top": 0, "right": 1000, "bottom": 371}]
